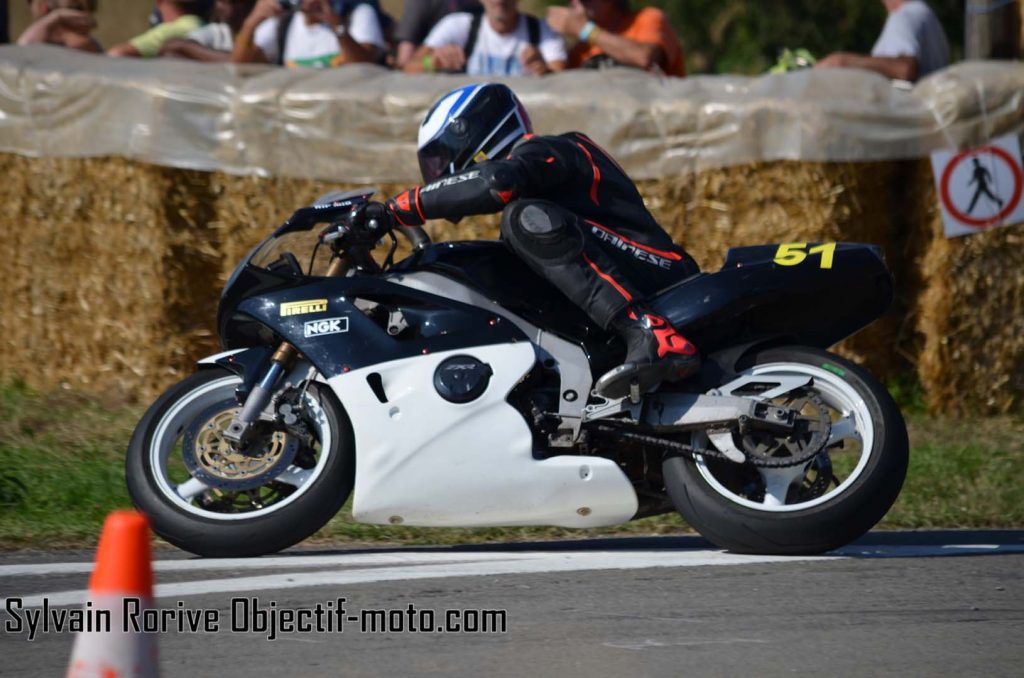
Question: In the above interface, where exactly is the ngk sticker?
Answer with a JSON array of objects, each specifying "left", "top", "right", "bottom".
[{"left": 303, "top": 317, "right": 349, "bottom": 338}]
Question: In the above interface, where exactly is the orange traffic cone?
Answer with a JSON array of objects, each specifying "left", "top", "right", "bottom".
[{"left": 66, "top": 510, "right": 159, "bottom": 678}]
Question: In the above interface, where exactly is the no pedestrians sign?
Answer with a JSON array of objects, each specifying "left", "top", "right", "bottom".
[{"left": 930, "top": 134, "right": 1024, "bottom": 238}]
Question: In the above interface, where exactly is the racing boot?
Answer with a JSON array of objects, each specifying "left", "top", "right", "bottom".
[{"left": 595, "top": 308, "right": 700, "bottom": 400}]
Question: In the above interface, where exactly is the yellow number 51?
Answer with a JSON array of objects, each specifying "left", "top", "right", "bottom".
[{"left": 773, "top": 242, "right": 836, "bottom": 269}]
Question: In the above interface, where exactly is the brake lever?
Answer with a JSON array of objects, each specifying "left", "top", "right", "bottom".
[{"left": 319, "top": 222, "right": 348, "bottom": 244}]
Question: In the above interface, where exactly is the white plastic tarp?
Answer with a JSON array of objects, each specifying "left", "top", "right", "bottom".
[{"left": 0, "top": 45, "right": 1021, "bottom": 182}]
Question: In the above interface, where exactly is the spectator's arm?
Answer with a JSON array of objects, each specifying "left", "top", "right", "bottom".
[
  {"left": 334, "top": 4, "right": 386, "bottom": 65},
  {"left": 815, "top": 52, "right": 918, "bottom": 82},
  {"left": 160, "top": 38, "right": 230, "bottom": 62},
  {"left": 587, "top": 29, "right": 664, "bottom": 71},
  {"left": 520, "top": 44, "right": 564, "bottom": 75},
  {"left": 231, "top": 0, "right": 280, "bottom": 64},
  {"left": 62, "top": 31, "right": 102, "bottom": 53},
  {"left": 402, "top": 43, "right": 466, "bottom": 73},
  {"left": 336, "top": 30, "right": 383, "bottom": 64},
  {"left": 403, "top": 14, "right": 469, "bottom": 73},
  {"left": 402, "top": 44, "right": 432, "bottom": 73},
  {"left": 547, "top": 5, "right": 665, "bottom": 72},
  {"left": 396, "top": 40, "right": 418, "bottom": 69},
  {"left": 18, "top": 9, "right": 99, "bottom": 51},
  {"left": 108, "top": 42, "right": 141, "bottom": 57},
  {"left": 392, "top": 0, "right": 433, "bottom": 69}
]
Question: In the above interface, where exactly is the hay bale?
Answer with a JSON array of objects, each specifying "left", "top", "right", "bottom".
[
  {"left": 642, "top": 161, "right": 914, "bottom": 380},
  {"left": 911, "top": 159, "right": 1024, "bottom": 415},
  {"left": 0, "top": 155, "right": 175, "bottom": 398},
  {"left": 0, "top": 155, "right": 922, "bottom": 401}
]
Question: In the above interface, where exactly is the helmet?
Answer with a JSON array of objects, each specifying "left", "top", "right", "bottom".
[{"left": 417, "top": 83, "right": 533, "bottom": 183}]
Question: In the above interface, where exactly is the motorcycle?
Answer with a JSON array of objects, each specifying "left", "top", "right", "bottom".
[{"left": 126, "top": 188, "right": 908, "bottom": 558}]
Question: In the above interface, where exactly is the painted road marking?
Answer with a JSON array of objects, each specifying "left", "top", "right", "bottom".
[
  {"left": 6, "top": 541, "right": 1022, "bottom": 609},
  {"left": 10, "top": 550, "right": 833, "bottom": 608},
  {"left": 0, "top": 551, "right": 547, "bottom": 578}
]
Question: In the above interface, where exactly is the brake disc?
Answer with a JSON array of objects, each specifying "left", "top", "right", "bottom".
[{"left": 182, "top": 401, "right": 299, "bottom": 491}]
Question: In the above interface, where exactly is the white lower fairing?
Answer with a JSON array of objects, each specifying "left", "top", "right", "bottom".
[{"left": 329, "top": 343, "right": 637, "bottom": 528}]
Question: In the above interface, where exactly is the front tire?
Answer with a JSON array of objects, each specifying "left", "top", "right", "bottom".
[
  {"left": 126, "top": 368, "right": 354, "bottom": 557},
  {"left": 663, "top": 346, "right": 908, "bottom": 554}
]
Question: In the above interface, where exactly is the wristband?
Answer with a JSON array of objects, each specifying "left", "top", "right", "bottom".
[
  {"left": 423, "top": 54, "right": 435, "bottom": 73},
  {"left": 578, "top": 21, "right": 596, "bottom": 43}
]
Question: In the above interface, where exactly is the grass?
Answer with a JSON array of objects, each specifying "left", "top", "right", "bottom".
[{"left": 0, "top": 380, "right": 1021, "bottom": 551}]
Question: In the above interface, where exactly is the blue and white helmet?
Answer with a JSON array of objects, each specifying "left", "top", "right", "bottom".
[{"left": 417, "top": 83, "right": 533, "bottom": 183}]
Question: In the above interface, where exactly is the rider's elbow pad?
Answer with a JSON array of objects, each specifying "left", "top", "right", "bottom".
[{"left": 480, "top": 163, "right": 522, "bottom": 206}]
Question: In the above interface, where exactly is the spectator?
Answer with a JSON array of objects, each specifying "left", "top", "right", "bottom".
[
  {"left": 17, "top": 0, "right": 102, "bottom": 53},
  {"left": 160, "top": 0, "right": 256, "bottom": 61},
  {"left": 405, "top": 0, "right": 565, "bottom": 76},
  {"left": 108, "top": 0, "right": 210, "bottom": 57},
  {"left": 393, "top": 0, "right": 480, "bottom": 69},
  {"left": 815, "top": 0, "right": 950, "bottom": 82},
  {"left": 231, "top": 0, "right": 386, "bottom": 68},
  {"left": 547, "top": 0, "right": 685, "bottom": 77}
]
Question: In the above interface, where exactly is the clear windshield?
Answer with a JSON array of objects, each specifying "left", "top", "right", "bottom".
[
  {"left": 249, "top": 230, "right": 336, "bottom": 277},
  {"left": 246, "top": 188, "right": 380, "bottom": 277}
]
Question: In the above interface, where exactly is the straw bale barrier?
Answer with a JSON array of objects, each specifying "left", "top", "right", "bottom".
[
  {"left": 0, "top": 153, "right": 923, "bottom": 403},
  {"left": 0, "top": 155, "right": 241, "bottom": 397},
  {"left": 642, "top": 160, "right": 915, "bottom": 380},
  {"left": 909, "top": 159, "right": 1024, "bottom": 415}
]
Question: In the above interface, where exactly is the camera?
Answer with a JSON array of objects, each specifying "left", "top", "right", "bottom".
[{"left": 279, "top": 0, "right": 299, "bottom": 9}]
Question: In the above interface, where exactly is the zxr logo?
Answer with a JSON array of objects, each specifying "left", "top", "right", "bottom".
[{"left": 303, "top": 317, "right": 349, "bottom": 338}]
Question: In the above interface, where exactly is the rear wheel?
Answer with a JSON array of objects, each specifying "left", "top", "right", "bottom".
[
  {"left": 663, "top": 346, "right": 908, "bottom": 554},
  {"left": 126, "top": 368, "right": 354, "bottom": 557}
]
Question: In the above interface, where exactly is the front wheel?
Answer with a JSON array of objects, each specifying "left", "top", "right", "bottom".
[
  {"left": 126, "top": 368, "right": 354, "bottom": 557},
  {"left": 663, "top": 346, "right": 908, "bottom": 554}
]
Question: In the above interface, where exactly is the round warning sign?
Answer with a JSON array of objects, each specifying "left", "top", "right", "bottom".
[{"left": 939, "top": 145, "right": 1023, "bottom": 230}]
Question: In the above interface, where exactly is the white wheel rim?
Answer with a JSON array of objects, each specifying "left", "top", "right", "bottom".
[
  {"left": 148, "top": 376, "right": 333, "bottom": 520},
  {"left": 695, "top": 362, "right": 875, "bottom": 513}
]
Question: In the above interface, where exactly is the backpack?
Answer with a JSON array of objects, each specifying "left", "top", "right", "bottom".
[
  {"left": 458, "top": 10, "right": 541, "bottom": 73},
  {"left": 275, "top": 6, "right": 390, "bottom": 66},
  {"left": 275, "top": 10, "right": 296, "bottom": 66}
]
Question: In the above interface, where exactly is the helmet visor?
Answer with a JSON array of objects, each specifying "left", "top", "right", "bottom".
[{"left": 418, "top": 137, "right": 456, "bottom": 184}]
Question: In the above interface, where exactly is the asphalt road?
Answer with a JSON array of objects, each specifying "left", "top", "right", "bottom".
[{"left": 2, "top": 530, "right": 1022, "bottom": 678}]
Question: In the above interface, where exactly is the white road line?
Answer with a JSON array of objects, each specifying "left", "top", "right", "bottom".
[
  {"left": 0, "top": 551, "right": 546, "bottom": 578},
  {"left": 10, "top": 550, "right": 834, "bottom": 608},
  {"left": 830, "top": 544, "right": 1024, "bottom": 557}
]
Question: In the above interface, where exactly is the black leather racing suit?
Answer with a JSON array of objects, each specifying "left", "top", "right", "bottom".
[{"left": 386, "top": 132, "right": 698, "bottom": 329}]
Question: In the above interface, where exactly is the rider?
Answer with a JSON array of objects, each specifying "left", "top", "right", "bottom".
[{"left": 361, "top": 83, "right": 700, "bottom": 399}]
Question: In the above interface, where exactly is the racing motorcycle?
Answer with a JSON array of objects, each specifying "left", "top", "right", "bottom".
[{"left": 126, "top": 189, "right": 908, "bottom": 558}]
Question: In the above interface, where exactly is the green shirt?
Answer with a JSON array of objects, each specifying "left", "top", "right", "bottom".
[{"left": 129, "top": 15, "right": 203, "bottom": 58}]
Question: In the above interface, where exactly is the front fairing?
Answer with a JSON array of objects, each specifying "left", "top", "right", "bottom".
[{"left": 217, "top": 189, "right": 378, "bottom": 348}]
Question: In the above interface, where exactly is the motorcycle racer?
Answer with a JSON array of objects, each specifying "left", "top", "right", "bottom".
[{"left": 364, "top": 82, "right": 700, "bottom": 398}]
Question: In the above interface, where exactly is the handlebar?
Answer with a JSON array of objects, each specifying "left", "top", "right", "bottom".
[{"left": 315, "top": 201, "right": 431, "bottom": 252}]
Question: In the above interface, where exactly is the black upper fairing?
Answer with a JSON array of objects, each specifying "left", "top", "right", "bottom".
[{"left": 219, "top": 271, "right": 527, "bottom": 379}]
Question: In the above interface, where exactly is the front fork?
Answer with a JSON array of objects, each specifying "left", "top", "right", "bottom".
[
  {"left": 222, "top": 255, "right": 352, "bottom": 449},
  {"left": 222, "top": 343, "right": 299, "bottom": 449}
]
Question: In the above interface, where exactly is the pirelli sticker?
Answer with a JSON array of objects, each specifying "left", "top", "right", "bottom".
[{"left": 280, "top": 299, "right": 328, "bottom": 317}]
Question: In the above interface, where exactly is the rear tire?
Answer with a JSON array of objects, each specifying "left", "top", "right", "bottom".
[
  {"left": 663, "top": 346, "right": 908, "bottom": 555},
  {"left": 126, "top": 368, "right": 354, "bottom": 557}
]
